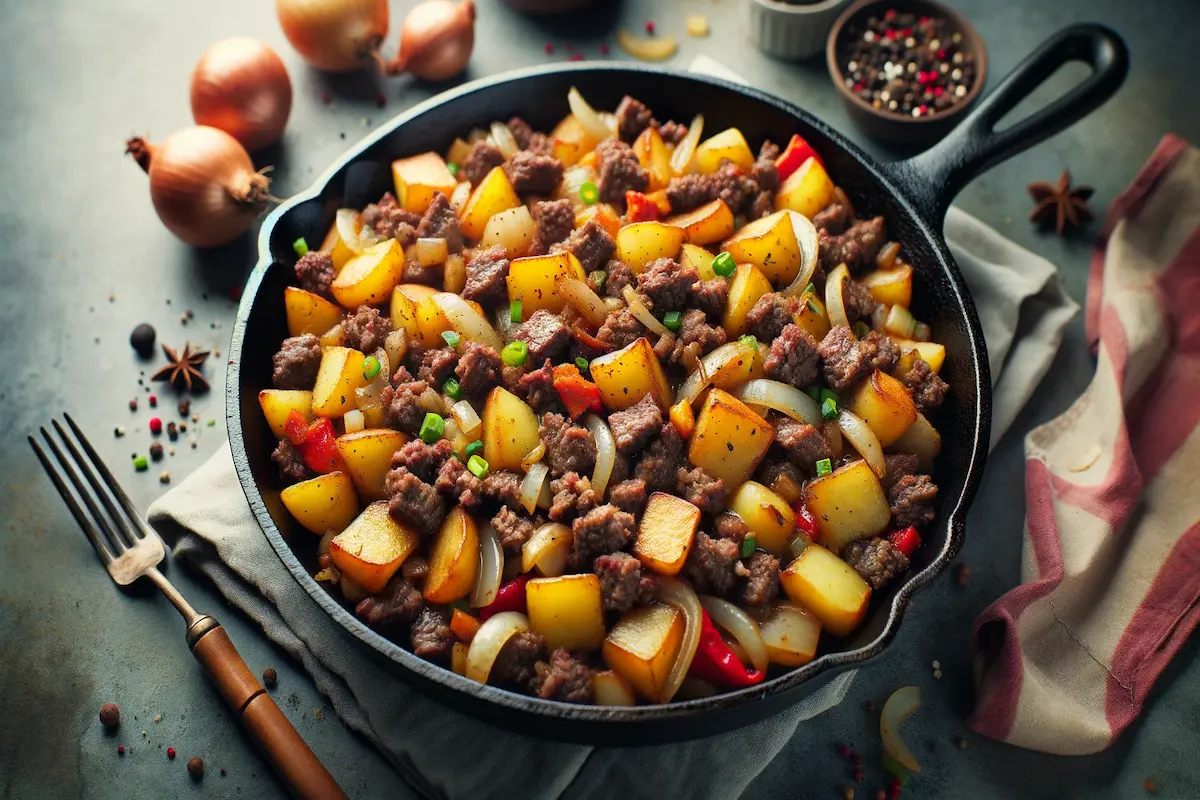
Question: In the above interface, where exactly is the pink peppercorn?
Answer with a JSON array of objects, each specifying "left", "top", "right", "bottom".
[
  {"left": 149, "top": 417, "right": 163, "bottom": 435},
  {"left": 645, "top": 20, "right": 655, "bottom": 34},
  {"left": 167, "top": 746, "right": 176, "bottom": 759},
  {"left": 851, "top": 753, "right": 862, "bottom": 765},
  {"left": 117, "top": 745, "right": 125, "bottom": 756},
  {"left": 854, "top": 768, "right": 864, "bottom": 783},
  {"left": 569, "top": 53, "right": 583, "bottom": 62},
  {"left": 148, "top": 394, "right": 157, "bottom": 408},
  {"left": 599, "top": 44, "right": 609, "bottom": 55},
  {"left": 544, "top": 43, "right": 554, "bottom": 54},
  {"left": 839, "top": 744, "right": 851, "bottom": 758}
]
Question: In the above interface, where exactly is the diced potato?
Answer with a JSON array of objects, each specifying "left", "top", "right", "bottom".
[
  {"left": 311, "top": 346, "right": 369, "bottom": 418},
  {"left": 890, "top": 412, "right": 941, "bottom": 472},
  {"left": 443, "top": 253, "right": 467, "bottom": 295},
  {"left": 780, "top": 544, "right": 871, "bottom": 637},
  {"left": 551, "top": 114, "right": 600, "bottom": 167},
  {"left": 482, "top": 386, "right": 541, "bottom": 472},
  {"left": 393, "top": 283, "right": 451, "bottom": 347},
  {"left": 722, "top": 263, "right": 774, "bottom": 338},
  {"left": 804, "top": 459, "right": 891, "bottom": 553},
  {"left": 446, "top": 137, "right": 472, "bottom": 167},
  {"left": 319, "top": 324, "right": 345, "bottom": 348},
  {"left": 461, "top": 166, "right": 522, "bottom": 240},
  {"left": 389, "top": 285, "right": 420, "bottom": 342},
  {"left": 424, "top": 505, "right": 480, "bottom": 604},
  {"left": 328, "top": 501, "right": 420, "bottom": 593},
  {"left": 451, "top": 642, "right": 469, "bottom": 676},
  {"left": 258, "top": 389, "right": 314, "bottom": 438},
  {"left": 481, "top": 205, "right": 536, "bottom": 258},
  {"left": 846, "top": 370, "right": 917, "bottom": 447},
  {"left": 506, "top": 251, "right": 587, "bottom": 315},
  {"left": 634, "top": 492, "right": 701, "bottom": 576},
  {"left": 575, "top": 203, "right": 622, "bottom": 238},
  {"left": 331, "top": 239, "right": 404, "bottom": 309},
  {"left": 728, "top": 481, "right": 796, "bottom": 556},
  {"left": 590, "top": 337, "right": 674, "bottom": 411},
  {"left": 721, "top": 210, "right": 802, "bottom": 287},
  {"left": 663, "top": 199, "right": 734, "bottom": 246},
  {"left": 759, "top": 602, "right": 823, "bottom": 666},
  {"left": 280, "top": 472, "right": 358, "bottom": 535},
  {"left": 592, "top": 670, "right": 637, "bottom": 706},
  {"left": 632, "top": 126, "right": 672, "bottom": 191},
  {"left": 861, "top": 264, "right": 914, "bottom": 308},
  {"left": 892, "top": 339, "right": 945, "bottom": 373},
  {"left": 775, "top": 157, "right": 836, "bottom": 219},
  {"left": 669, "top": 398, "right": 695, "bottom": 439},
  {"left": 766, "top": 470, "right": 804, "bottom": 505},
  {"left": 688, "top": 388, "right": 774, "bottom": 486},
  {"left": 602, "top": 603, "right": 685, "bottom": 703},
  {"left": 695, "top": 127, "right": 754, "bottom": 174},
  {"left": 527, "top": 574, "right": 606, "bottom": 651},
  {"left": 335, "top": 428, "right": 409, "bottom": 500},
  {"left": 615, "top": 222, "right": 685, "bottom": 274},
  {"left": 285, "top": 287, "right": 344, "bottom": 338},
  {"left": 679, "top": 242, "right": 717, "bottom": 280},
  {"left": 794, "top": 291, "right": 830, "bottom": 341},
  {"left": 392, "top": 151, "right": 457, "bottom": 215}
]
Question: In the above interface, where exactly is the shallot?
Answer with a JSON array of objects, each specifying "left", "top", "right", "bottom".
[{"left": 387, "top": 0, "right": 476, "bottom": 82}]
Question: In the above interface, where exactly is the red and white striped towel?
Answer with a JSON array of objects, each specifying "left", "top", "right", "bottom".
[{"left": 969, "top": 135, "right": 1200, "bottom": 754}]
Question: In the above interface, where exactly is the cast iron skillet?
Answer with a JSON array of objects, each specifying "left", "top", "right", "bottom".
[{"left": 227, "top": 24, "right": 1127, "bottom": 744}]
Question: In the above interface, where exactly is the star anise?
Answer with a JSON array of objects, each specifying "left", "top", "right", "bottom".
[
  {"left": 1028, "top": 171, "right": 1094, "bottom": 235},
  {"left": 152, "top": 342, "right": 210, "bottom": 392}
]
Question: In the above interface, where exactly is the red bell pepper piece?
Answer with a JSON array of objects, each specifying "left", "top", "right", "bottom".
[
  {"left": 297, "top": 417, "right": 345, "bottom": 474},
  {"left": 284, "top": 410, "right": 309, "bottom": 446},
  {"left": 625, "top": 190, "right": 662, "bottom": 222},
  {"left": 687, "top": 608, "right": 766, "bottom": 689},
  {"left": 479, "top": 573, "right": 531, "bottom": 621},
  {"left": 775, "top": 134, "right": 823, "bottom": 182},
  {"left": 793, "top": 500, "right": 821, "bottom": 539},
  {"left": 888, "top": 526, "right": 922, "bottom": 558},
  {"left": 551, "top": 364, "right": 604, "bottom": 419}
]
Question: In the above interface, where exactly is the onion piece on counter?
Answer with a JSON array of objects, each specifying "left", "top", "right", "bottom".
[
  {"left": 450, "top": 399, "right": 481, "bottom": 439},
  {"left": 677, "top": 340, "right": 756, "bottom": 405},
  {"left": 432, "top": 292, "right": 503, "bottom": 350},
  {"left": 556, "top": 276, "right": 609, "bottom": 327},
  {"left": 567, "top": 86, "right": 612, "bottom": 143},
  {"left": 622, "top": 285, "right": 669, "bottom": 336},
  {"left": 700, "top": 595, "right": 770, "bottom": 673},
  {"left": 881, "top": 685, "right": 923, "bottom": 773},
  {"left": 521, "top": 522, "right": 572, "bottom": 577},
  {"left": 465, "top": 611, "right": 529, "bottom": 683},
  {"left": 825, "top": 263, "right": 851, "bottom": 329},
  {"left": 519, "top": 463, "right": 550, "bottom": 514},
  {"left": 584, "top": 414, "right": 616, "bottom": 495},
  {"left": 669, "top": 114, "right": 704, "bottom": 175},
  {"left": 837, "top": 409, "right": 885, "bottom": 477},
  {"left": 489, "top": 120, "right": 519, "bottom": 158},
  {"left": 778, "top": 211, "right": 821, "bottom": 297},
  {"left": 733, "top": 379, "right": 822, "bottom": 425},
  {"left": 520, "top": 440, "right": 546, "bottom": 472},
  {"left": 654, "top": 576, "right": 703, "bottom": 703},
  {"left": 616, "top": 29, "right": 679, "bottom": 62},
  {"left": 470, "top": 522, "right": 502, "bottom": 609}
]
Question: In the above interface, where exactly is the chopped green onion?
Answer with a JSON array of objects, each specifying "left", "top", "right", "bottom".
[
  {"left": 443, "top": 378, "right": 462, "bottom": 399},
  {"left": 806, "top": 387, "right": 822, "bottom": 403},
  {"left": 207, "top": 419, "right": 216, "bottom": 427},
  {"left": 292, "top": 237, "right": 309, "bottom": 257},
  {"left": 579, "top": 181, "right": 599, "bottom": 205},
  {"left": 741, "top": 535, "right": 757, "bottom": 558},
  {"left": 821, "top": 397, "right": 838, "bottom": 420},
  {"left": 441, "top": 330, "right": 460, "bottom": 348},
  {"left": 509, "top": 300, "right": 522, "bottom": 324},
  {"left": 362, "top": 356, "right": 381, "bottom": 381},
  {"left": 853, "top": 321, "right": 871, "bottom": 339},
  {"left": 575, "top": 356, "right": 590, "bottom": 374},
  {"left": 803, "top": 282, "right": 815, "bottom": 296},
  {"left": 820, "top": 388, "right": 839, "bottom": 405},
  {"left": 588, "top": 270, "right": 607, "bottom": 289},
  {"left": 501, "top": 340, "right": 528, "bottom": 366},
  {"left": 806, "top": 298, "right": 821, "bottom": 313},
  {"left": 663, "top": 311, "right": 682, "bottom": 332},
  {"left": 465, "top": 439, "right": 484, "bottom": 458},
  {"left": 133, "top": 455, "right": 149, "bottom": 472},
  {"left": 738, "top": 334, "right": 758, "bottom": 348},
  {"left": 447, "top": 162, "right": 459, "bottom": 178},
  {"left": 711, "top": 251, "right": 735, "bottom": 278},
  {"left": 815, "top": 458, "right": 833, "bottom": 477},
  {"left": 419, "top": 413, "right": 445, "bottom": 444},
  {"left": 467, "top": 454, "right": 490, "bottom": 478}
]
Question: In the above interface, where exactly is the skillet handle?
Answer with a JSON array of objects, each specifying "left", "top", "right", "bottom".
[{"left": 889, "top": 24, "right": 1128, "bottom": 222}]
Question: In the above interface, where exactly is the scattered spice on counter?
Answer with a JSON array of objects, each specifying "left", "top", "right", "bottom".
[
  {"left": 99, "top": 703, "right": 120, "bottom": 728},
  {"left": 1028, "top": 171, "right": 1093, "bottom": 235},
  {"left": 599, "top": 44, "right": 609, "bottom": 55},
  {"left": 117, "top": 745, "right": 125, "bottom": 756},
  {"left": 954, "top": 563, "right": 970, "bottom": 586},
  {"left": 189, "top": 437, "right": 198, "bottom": 449},
  {"left": 108, "top": 292, "right": 115, "bottom": 302},
  {"left": 207, "top": 419, "right": 217, "bottom": 427},
  {"left": 129, "top": 398, "right": 138, "bottom": 412},
  {"left": 544, "top": 42, "right": 554, "bottom": 54},
  {"left": 167, "top": 421, "right": 179, "bottom": 441},
  {"left": 149, "top": 443, "right": 164, "bottom": 461},
  {"left": 955, "top": 737, "right": 968, "bottom": 750},
  {"left": 178, "top": 397, "right": 191, "bottom": 417},
  {"left": 192, "top": 414, "right": 200, "bottom": 423},
  {"left": 851, "top": 752, "right": 862, "bottom": 766},
  {"left": 180, "top": 423, "right": 187, "bottom": 432},
  {"left": 839, "top": 744, "right": 852, "bottom": 758},
  {"left": 188, "top": 756, "right": 205, "bottom": 779},
  {"left": 167, "top": 746, "right": 176, "bottom": 759},
  {"left": 854, "top": 768, "right": 864, "bottom": 783},
  {"left": 130, "top": 323, "right": 156, "bottom": 357},
  {"left": 262, "top": 667, "right": 278, "bottom": 689},
  {"left": 148, "top": 394, "right": 157, "bottom": 408},
  {"left": 875, "top": 790, "right": 887, "bottom": 800},
  {"left": 864, "top": 699, "right": 877, "bottom": 713},
  {"left": 1143, "top": 778, "right": 1158, "bottom": 793},
  {"left": 220, "top": 767, "right": 227, "bottom": 777},
  {"left": 375, "top": 93, "right": 387, "bottom": 109},
  {"left": 154, "top": 714, "right": 162, "bottom": 723},
  {"left": 152, "top": 342, "right": 211, "bottom": 392},
  {"left": 645, "top": 20, "right": 655, "bottom": 34},
  {"left": 114, "top": 426, "right": 126, "bottom": 438},
  {"left": 160, "top": 471, "right": 171, "bottom": 485},
  {"left": 149, "top": 417, "right": 163, "bottom": 435},
  {"left": 133, "top": 456, "right": 149, "bottom": 472},
  {"left": 568, "top": 53, "right": 583, "bottom": 62},
  {"left": 168, "top": 448, "right": 175, "bottom": 457},
  {"left": 685, "top": 15, "right": 708, "bottom": 37}
]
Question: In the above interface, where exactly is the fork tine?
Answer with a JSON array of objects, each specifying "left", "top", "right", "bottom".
[
  {"left": 28, "top": 433, "right": 114, "bottom": 564},
  {"left": 64, "top": 413, "right": 151, "bottom": 540},
  {"left": 39, "top": 425, "right": 129, "bottom": 555},
  {"left": 52, "top": 419, "right": 140, "bottom": 549}
]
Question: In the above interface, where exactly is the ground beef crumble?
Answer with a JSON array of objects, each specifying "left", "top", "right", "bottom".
[
  {"left": 540, "top": 412, "right": 597, "bottom": 478},
  {"left": 682, "top": 532, "right": 740, "bottom": 597},
  {"left": 548, "top": 472, "right": 599, "bottom": 523},
  {"left": 271, "top": 439, "right": 310, "bottom": 483},
  {"left": 356, "top": 577, "right": 423, "bottom": 639},
  {"left": 532, "top": 649, "right": 594, "bottom": 703},
  {"left": 410, "top": 607, "right": 454, "bottom": 661},
  {"left": 570, "top": 504, "right": 635, "bottom": 570},
  {"left": 842, "top": 537, "right": 909, "bottom": 590},
  {"left": 272, "top": 334, "right": 322, "bottom": 389},
  {"left": 294, "top": 251, "right": 335, "bottom": 298},
  {"left": 607, "top": 394, "right": 663, "bottom": 456},
  {"left": 492, "top": 505, "right": 535, "bottom": 552},
  {"left": 342, "top": 305, "right": 393, "bottom": 354},
  {"left": 593, "top": 551, "right": 656, "bottom": 613}
]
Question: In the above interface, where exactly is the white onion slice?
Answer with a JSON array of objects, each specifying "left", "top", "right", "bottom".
[
  {"left": 450, "top": 181, "right": 471, "bottom": 215},
  {"left": 450, "top": 400, "right": 482, "bottom": 440},
  {"left": 410, "top": 237, "right": 449, "bottom": 267},
  {"left": 342, "top": 408, "right": 366, "bottom": 434},
  {"left": 871, "top": 303, "right": 889, "bottom": 332},
  {"left": 881, "top": 685, "right": 923, "bottom": 773},
  {"left": 779, "top": 211, "right": 821, "bottom": 297},
  {"left": 677, "top": 341, "right": 757, "bottom": 404},
  {"left": 734, "top": 379, "right": 821, "bottom": 425},
  {"left": 470, "top": 523, "right": 503, "bottom": 609},
  {"left": 584, "top": 413, "right": 616, "bottom": 495},
  {"left": 490, "top": 121, "right": 519, "bottom": 158},
  {"left": 700, "top": 596, "right": 770, "bottom": 673},
  {"left": 556, "top": 276, "right": 609, "bottom": 327},
  {"left": 384, "top": 329, "right": 408, "bottom": 372},
  {"left": 567, "top": 86, "right": 612, "bottom": 143},
  {"left": 465, "top": 611, "right": 530, "bottom": 684},
  {"left": 837, "top": 409, "right": 885, "bottom": 477},
  {"left": 622, "top": 284, "right": 669, "bottom": 336},
  {"left": 521, "top": 522, "right": 572, "bottom": 577},
  {"left": 519, "top": 462, "right": 550, "bottom": 514},
  {"left": 520, "top": 440, "right": 546, "bottom": 472},
  {"left": 654, "top": 576, "right": 703, "bottom": 703},
  {"left": 336, "top": 208, "right": 367, "bottom": 254},
  {"left": 885, "top": 305, "right": 918, "bottom": 338},
  {"left": 418, "top": 387, "right": 445, "bottom": 415},
  {"left": 555, "top": 165, "right": 597, "bottom": 211},
  {"left": 432, "top": 292, "right": 503, "bottom": 351},
  {"left": 669, "top": 113, "right": 704, "bottom": 175},
  {"left": 825, "top": 263, "right": 851, "bottom": 329},
  {"left": 599, "top": 110, "right": 618, "bottom": 136},
  {"left": 913, "top": 322, "right": 931, "bottom": 342}
]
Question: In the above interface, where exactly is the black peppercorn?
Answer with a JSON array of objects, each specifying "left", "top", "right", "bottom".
[
  {"left": 167, "top": 422, "right": 179, "bottom": 441},
  {"left": 262, "top": 667, "right": 278, "bottom": 689},
  {"left": 178, "top": 397, "right": 191, "bottom": 417},
  {"left": 130, "top": 323, "right": 156, "bottom": 358},
  {"left": 149, "top": 442, "right": 164, "bottom": 461},
  {"left": 187, "top": 756, "right": 204, "bottom": 779}
]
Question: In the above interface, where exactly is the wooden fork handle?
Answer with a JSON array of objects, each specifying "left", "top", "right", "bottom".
[{"left": 189, "top": 618, "right": 348, "bottom": 800}]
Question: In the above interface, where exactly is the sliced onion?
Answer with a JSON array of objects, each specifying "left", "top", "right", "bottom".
[
  {"left": 700, "top": 595, "right": 769, "bottom": 673},
  {"left": 432, "top": 292, "right": 503, "bottom": 351},
  {"left": 599, "top": 111, "right": 618, "bottom": 136},
  {"left": 450, "top": 399, "right": 482, "bottom": 439},
  {"left": 410, "top": 237, "right": 448, "bottom": 267},
  {"left": 884, "top": 304, "right": 918, "bottom": 338},
  {"left": 384, "top": 329, "right": 408, "bottom": 372},
  {"left": 584, "top": 413, "right": 616, "bottom": 495},
  {"left": 913, "top": 322, "right": 931, "bottom": 342},
  {"left": 465, "top": 611, "right": 530, "bottom": 684},
  {"left": 622, "top": 284, "right": 668, "bottom": 336},
  {"left": 779, "top": 211, "right": 821, "bottom": 297},
  {"left": 343, "top": 408, "right": 366, "bottom": 434},
  {"left": 555, "top": 165, "right": 597, "bottom": 211},
  {"left": 669, "top": 114, "right": 704, "bottom": 175},
  {"left": 654, "top": 576, "right": 703, "bottom": 703},
  {"left": 450, "top": 180, "right": 471, "bottom": 215},
  {"left": 556, "top": 276, "right": 609, "bottom": 327},
  {"left": 520, "top": 440, "right": 546, "bottom": 471},
  {"left": 567, "top": 86, "right": 612, "bottom": 143},
  {"left": 734, "top": 379, "right": 821, "bottom": 425},
  {"left": 881, "top": 686, "right": 923, "bottom": 773},
  {"left": 825, "top": 263, "right": 850, "bottom": 329},
  {"left": 521, "top": 522, "right": 572, "bottom": 577},
  {"left": 466, "top": 127, "right": 488, "bottom": 144},
  {"left": 336, "top": 208, "right": 367, "bottom": 254},
  {"left": 490, "top": 121, "right": 519, "bottom": 158},
  {"left": 678, "top": 341, "right": 756, "bottom": 404},
  {"left": 616, "top": 29, "right": 679, "bottom": 62},
  {"left": 419, "top": 387, "right": 446, "bottom": 416},
  {"left": 470, "top": 523, "right": 503, "bottom": 609},
  {"left": 519, "top": 462, "right": 550, "bottom": 514},
  {"left": 837, "top": 409, "right": 885, "bottom": 478},
  {"left": 871, "top": 303, "right": 889, "bottom": 332}
]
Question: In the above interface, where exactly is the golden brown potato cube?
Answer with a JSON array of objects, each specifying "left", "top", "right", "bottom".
[
  {"left": 258, "top": 389, "right": 314, "bottom": 438},
  {"left": 311, "top": 346, "right": 369, "bottom": 418},
  {"left": 424, "top": 505, "right": 480, "bottom": 604},
  {"left": 590, "top": 337, "right": 674, "bottom": 411},
  {"left": 551, "top": 114, "right": 600, "bottom": 167},
  {"left": 721, "top": 210, "right": 802, "bottom": 287},
  {"left": 574, "top": 203, "right": 623, "bottom": 238},
  {"left": 615, "top": 221, "right": 686, "bottom": 274},
  {"left": 482, "top": 386, "right": 541, "bottom": 472},
  {"left": 679, "top": 242, "right": 717, "bottom": 280},
  {"left": 392, "top": 151, "right": 457, "bottom": 215},
  {"left": 892, "top": 339, "right": 946, "bottom": 373},
  {"left": 285, "top": 287, "right": 345, "bottom": 338},
  {"left": 334, "top": 428, "right": 409, "bottom": 500},
  {"left": 592, "top": 670, "right": 637, "bottom": 705},
  {"left": 803, "top": 459, "right": 891, "bottom": 553},
  {"left": 775, "top": 157, "right": 835, "bottom": 219},
  {"left": 634, "top": 492, "right": 701, "bottom": 576},
  {"left": 728, "top": 481, "right": 796, "bottom": 556},
  {"left": 633, "top": 126, "right": 672, "bottom": 191},
  {"left": 602, "top": 603, "right": 685, "bottom": 703},
  {"left": 663, "top": 199, "right": 735, "bottom": 246},
  {"left": 461, "top": 165, "right": 522, "bottom": 240},
  {"left": 446, "top": 137, "right": 472, "bottom": 167},
  {"left": 890, "top": 412, "right": 941, "bottom": 472},
  {"left": 688, "top": 388, "right": 774, "bottom": 486},
  {"left": 793, "top": 291, "right": 831, "bottom": 342},
  {"left": 329, "top": 501, "right": 420, "bottom": 593},
  {"left": 846, "top": 370, "right": 917, "bottom": 447},
  {"left": 331, "top": 239, "right": 404, "bottom": 309},
  {"left": 861, "top": 264, "right": 913, "bottom": 308},
  {"left": 780, "top": 544, "right": 871, "bottom": 637},
  {"left": 280, "top": 472, "right": 359, "bottom": 535},
  {"left": 722, "top": 263, "right": 774, "bottom": 338},
  {"left": 318, "top": 212, "right": 360, "bottom": 272},
  {"left": 527, "top": 574, "right": 607, "bottom": 651},
  {"left": 390, "top": 285, "right": 420, "bottom": 341},
  {"left": 506, "top": 251, "right": 587, "bottom": 315},
  {"left": 695, "top": 127, "right": 755, "bottom": 173},
  {"left": 759, "top": 602, "right": 823, "bottom": 666}
]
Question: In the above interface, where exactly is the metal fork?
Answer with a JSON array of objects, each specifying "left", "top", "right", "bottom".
[{"left": 30, "top": 414, "right": 347, "bottom": 800}]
